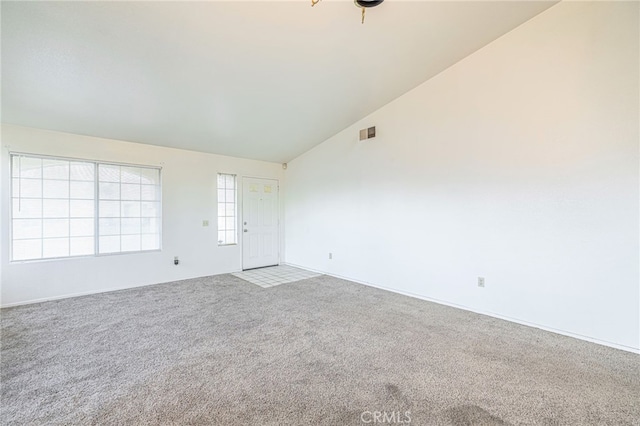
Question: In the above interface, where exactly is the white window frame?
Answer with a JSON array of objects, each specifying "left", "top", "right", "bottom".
[
  {"left": 9, "top": 152, "right": 162, "bottom": 262},
  {"left": 217, "top": 173, "right": 237, "bottom": 246},
  {"left": 96, "top": 161, "right": 163, "bottom": 255}
]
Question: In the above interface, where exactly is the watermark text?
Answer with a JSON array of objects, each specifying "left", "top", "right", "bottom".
[{"left": 361, "top": 411, "right": 411, "bottom": 424}]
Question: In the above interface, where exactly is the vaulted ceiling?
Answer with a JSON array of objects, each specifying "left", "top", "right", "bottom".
[{"left": 2, "top": 1, "right": 557, "bottom": 163}]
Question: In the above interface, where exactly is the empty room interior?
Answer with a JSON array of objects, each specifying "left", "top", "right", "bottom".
[{"left": 1, "top": 0, "right": 639, "bottom": 424}]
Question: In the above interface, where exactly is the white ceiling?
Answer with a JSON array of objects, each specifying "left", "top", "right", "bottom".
[{"left": 2, "top": 0, "right": 557, "bottom": 163}]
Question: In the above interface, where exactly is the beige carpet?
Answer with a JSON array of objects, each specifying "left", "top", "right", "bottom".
[{"left": 1, "top": 274, "right": 639, "bottom": 425}]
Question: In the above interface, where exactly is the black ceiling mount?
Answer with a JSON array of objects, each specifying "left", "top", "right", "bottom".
[
  {"left": 354, "top": 0, "right": 384, "bottom": 8},
  {"left": 312, "top": 0, "right": 383, "bottom": 23}
]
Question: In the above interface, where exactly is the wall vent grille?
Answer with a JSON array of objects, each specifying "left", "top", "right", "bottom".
[{"left": 359, "top": 126, "right": 376, "bottom": 141}]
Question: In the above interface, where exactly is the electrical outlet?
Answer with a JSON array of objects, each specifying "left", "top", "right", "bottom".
[
  {"left": 174, "top": 256, "right": 179, "bottom": 266},
  {"left": 202, "top": 220, "right": 209, "bottom": 227},
  {"left": 329, "top": 252, "right": 333, "bottom": 260},
  {"left": 478, "top": 277, "right": 485, "bottom": 288}
]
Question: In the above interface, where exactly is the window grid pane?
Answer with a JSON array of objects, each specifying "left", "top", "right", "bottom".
[
  {"left": 11, "top": 154, "right": 161, "bottom": 261},
  {"left": 10, "top": 155, "right": 96, "bottom": 260},
  {"left": 217, "top": 173, "right": 237, "bottom": 245},
  {"left": 98, "top": 163, "right": 161, "bottom": 254}
]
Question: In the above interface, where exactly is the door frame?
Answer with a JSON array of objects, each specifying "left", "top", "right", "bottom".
[{"left": 241, "top": 175, "right": 280, "bottom": 271}]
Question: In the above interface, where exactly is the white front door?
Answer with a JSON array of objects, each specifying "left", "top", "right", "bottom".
[{"left": 242, "top": 177, "right": 279, "bottom": 270}]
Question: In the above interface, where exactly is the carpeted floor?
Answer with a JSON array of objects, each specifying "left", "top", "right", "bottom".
[{"left": 1, "top": 274, "right": 639, "bottom": 425}]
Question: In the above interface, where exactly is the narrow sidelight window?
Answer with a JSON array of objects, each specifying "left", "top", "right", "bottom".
[{"left": 217, "top": 173, "right": 237, "bottom": 245}]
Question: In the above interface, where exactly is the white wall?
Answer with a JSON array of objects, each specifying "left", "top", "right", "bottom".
[
  {"left": 284, "top": 1, "right": 640, "bottom": 351},
  {"left": 1, "top": 124, "right": 283, "bottom": 306}
]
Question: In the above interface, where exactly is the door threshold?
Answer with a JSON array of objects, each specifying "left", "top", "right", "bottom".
[{"left": 242, "top": 264, "right": 279, "bottom": 271}]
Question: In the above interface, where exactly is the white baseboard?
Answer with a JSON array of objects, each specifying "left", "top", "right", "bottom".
[
  {"left": 0, "top": 270, "right": 243, "bottom": 309},
  {"left": 283, "top": 262, "right": 640, "bottom": 355},
  {"left": 5, "top": 262, "right": 639, "bottom": 355},
  {"left": 1, "top": 283, "right": 158, "bottom": 308}
]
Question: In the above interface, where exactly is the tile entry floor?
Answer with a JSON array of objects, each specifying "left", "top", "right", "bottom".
[{"left": 232, "top": 265, "right": 321, "bottom": 288}]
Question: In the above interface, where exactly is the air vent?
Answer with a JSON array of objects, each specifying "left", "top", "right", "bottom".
[{"left": 359, "top": 126, "right": 376, "bottom": 141}]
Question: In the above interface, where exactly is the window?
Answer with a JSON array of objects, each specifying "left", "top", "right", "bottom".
[
  {"left": 11, "top": 156, "right": 95, "bottom": 260},
  {"left": 98, "top": 164, "right": 161, "bottom": 254},
  {"left": 10, "top": 153, "right": 161, "bottom": 261},
  {"left": 217, "top": 173, "right": 236, "bottom": 245}
]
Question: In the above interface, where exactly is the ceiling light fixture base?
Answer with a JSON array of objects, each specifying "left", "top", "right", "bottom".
[{"left": 311, "top": 0, "right": 384, "bottom": 24}]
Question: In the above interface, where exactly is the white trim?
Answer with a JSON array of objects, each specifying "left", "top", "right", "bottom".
[
  {"left": 1, "top": 283, "right": 160, "bottom": 308},
  {"left": 4, "top": 256, "right": 636, "bottom": 355},
  {"left": 0, "top": 270, "right": 243, "bottom": 308},
  {"left": 282, "top": 262, "right": 640, "bottom": 355}
]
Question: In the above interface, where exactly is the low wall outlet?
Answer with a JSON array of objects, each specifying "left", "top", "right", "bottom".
[
  {"left": 329, "top": 253, "right": 333, "bottom": 260},
  {"left": 202, "top": 220, "right": 209, "bottom": 227},
  {"left": 174, "top": 256, "right": 179, "bottom": 266},
  {"left": 478, "top": 277, "right": 485, "bottom": 288}
]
